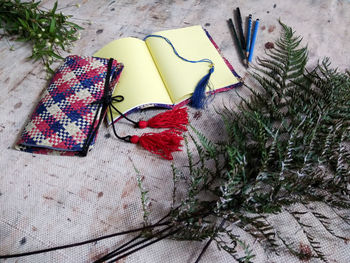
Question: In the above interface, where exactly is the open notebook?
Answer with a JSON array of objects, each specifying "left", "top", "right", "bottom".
[{"left": 94, "top": 25, "right": 242, "bottom": 123}]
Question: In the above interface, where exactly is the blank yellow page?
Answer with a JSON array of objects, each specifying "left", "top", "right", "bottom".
[
  {"left": 145, "top": 26, "right": 239, "bottom": 103},
  {"left": 94, "top": 37, "right": 172, "bottom": 119}
]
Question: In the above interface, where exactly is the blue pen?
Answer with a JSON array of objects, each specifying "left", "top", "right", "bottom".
[
  {"left": 246, "top": 14, "right": 252, "bottom": 58},
  {"left": 248, "top": 18, "right": 260, "bottom": 64}
]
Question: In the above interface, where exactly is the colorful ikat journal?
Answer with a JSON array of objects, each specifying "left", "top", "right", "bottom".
[{"left": 16, "top": 55, "right": 123, "bottom": 156}]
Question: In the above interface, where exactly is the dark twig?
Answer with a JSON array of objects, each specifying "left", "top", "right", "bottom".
[
  {"left": 194, "top": 219, "right": 226, "bottom": 263},
  {"left": 106, "top": 228, "right": 180, "bottom": 263},
  {"left": 94, "top": 226, "right": 174, "bottom": 263},
  {"left": 93, "top": 235, "right": 141, "bottom": 263},
  {"left": 94, "top": 205, "right": 183, "bottom": 263},
  {"left": 0, "top": 222, "right": 169, "bottom": 259}
]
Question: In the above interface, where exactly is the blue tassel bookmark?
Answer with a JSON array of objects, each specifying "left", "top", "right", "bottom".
[
  {"left": 144, "top": 34, "right": 214, "bottom": 109},
  {"left": 190, "top": 65, "right": 214, "bottom": 108}
]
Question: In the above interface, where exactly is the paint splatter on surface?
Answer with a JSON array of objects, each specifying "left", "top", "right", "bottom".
[
  {"left": 193, "top": 111, "right": 202, "bottom": 120},
  {"left": 265, "top": 42, "right": 275, "bottom": 49},
  {"left": 14, "top": 102, "right": 22, "bottom": 109},
  {"left": 298, "top": 242, "right": 312, "bottom": 261},
  {"left": 43, "top": 195, "right": 54, "bottom": 201},
  {"left": 20, "top": 237, "right": 27, "bottom": 245},
  {"left": 121, "top": 178, "right": 137, "bottom": 198},
  {"left": 268, "top": 25, "right": 276, "bottom": 33}
]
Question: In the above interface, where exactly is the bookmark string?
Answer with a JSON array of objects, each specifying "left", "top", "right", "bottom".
[
  {"left": 143, "top": 34, "right": 214, "bottom": 66},
  {"left": 106, "top": 97, "right": 133, "bottom": 142}
]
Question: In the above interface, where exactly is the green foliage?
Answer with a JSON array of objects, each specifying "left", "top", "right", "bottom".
[
  {"left": 134, "top": 22, "right": 349, "bottom": 262},
  {"left": 0, "top": 0, "right": 83, "bottom": 73},
  {"left": 134, "top": 165, "right": 151, "bottom": 229}
]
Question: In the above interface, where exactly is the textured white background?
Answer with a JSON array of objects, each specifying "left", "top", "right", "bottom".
[{"left": 0, "top": 0, "right": 349, "bottom": 262}]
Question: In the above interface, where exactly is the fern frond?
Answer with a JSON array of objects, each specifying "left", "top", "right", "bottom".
[{"left": 190, "top": 125, "right": 217, "bottom": 159}]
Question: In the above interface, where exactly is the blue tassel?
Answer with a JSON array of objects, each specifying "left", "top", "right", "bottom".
[{"left": 190, "top": 66, "right": 214, "bottom": 109}]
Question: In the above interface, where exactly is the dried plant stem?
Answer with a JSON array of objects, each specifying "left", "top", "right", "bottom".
[{"left": 0, "top": 222, "right": 170, "bottom": 259}]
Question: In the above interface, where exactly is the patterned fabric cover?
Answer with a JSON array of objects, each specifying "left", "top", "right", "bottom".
[{"left": 15, "top": 55, "right": 123, "bottom": 156}]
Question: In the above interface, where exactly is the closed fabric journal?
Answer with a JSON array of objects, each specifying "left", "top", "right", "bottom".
[{"left": 15, "top": 55, "right": 123, "bottom": 156}]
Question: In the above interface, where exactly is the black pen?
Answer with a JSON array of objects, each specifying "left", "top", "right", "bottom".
[
  {"left": 246, "top": 14, "right": 252, "bottom": 58},
  {"left": 228, "top": 18, "right": 247, "bottom": 67},
  {"left": 236, "top": 7, "right": 246, "bottom": 51}
]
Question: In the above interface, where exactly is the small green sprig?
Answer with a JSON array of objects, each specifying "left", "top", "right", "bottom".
[
  {"left": 135, "top": 170, "right": 151, "bottom": 228},
  {"left": 0, "top": 0, "right": 83, "bottom": 73}
]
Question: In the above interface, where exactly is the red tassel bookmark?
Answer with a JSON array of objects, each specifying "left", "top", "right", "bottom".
[
  {"left": 130, "top": 129, "right": 184, "bottom": 160},
  {"left": 107, "top": 107, "right": 188, "bottom": 160},
  {"left": 138, "top": 107, "right": 188, "bottom": 131}
]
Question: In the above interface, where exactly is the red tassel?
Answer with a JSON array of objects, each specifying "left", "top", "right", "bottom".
[
  {"left": 138, "top": 107, "right": 188, "bottom": 131},
  {"left": 130, "top": 129, "right": 183, "bottom": 160}
]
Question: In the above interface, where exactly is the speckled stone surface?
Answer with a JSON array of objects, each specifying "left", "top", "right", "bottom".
[{"left": 0, "top": 0, "right": 349, "bottom": 262}]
